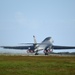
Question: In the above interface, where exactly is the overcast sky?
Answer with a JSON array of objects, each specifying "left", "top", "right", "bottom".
[{"left": 0, "top": 0, "right": 75, "bottom": 53}]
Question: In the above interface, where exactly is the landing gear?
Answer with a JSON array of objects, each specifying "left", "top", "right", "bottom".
[
  {"left": 45, "top": 52, "right": 48, "bottom": 55},
  {"left": 35, "top": 50, "right": 39, "bottom": 55},
  {"left": 44, "top": 50, "right": 49, "bottom": 55},
  {"left": 35, "top": 52, "right": 39, "bottom": 55}
]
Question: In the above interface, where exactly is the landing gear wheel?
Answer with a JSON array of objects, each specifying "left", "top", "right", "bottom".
[
  {"left": 35, "top": 53, "right": 39, "bottom": 55},
  {"left": 45, "top": 53, "right": 48, "bottom": 55}
]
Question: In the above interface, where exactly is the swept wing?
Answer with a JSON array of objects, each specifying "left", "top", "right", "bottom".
[
  {"left": 0, "top": 45, "right": 32, "bottom": 50},
  {"left": 52, "top": 45, "right": 75, "bottom": 49}
]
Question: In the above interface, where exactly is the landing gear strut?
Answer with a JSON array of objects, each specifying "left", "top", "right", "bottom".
[
  {"left": 35, "top": 53, "right": 39, "bottom": 55},
  {"left": 45, "top": 52, "right": 48, "bottom": 55},
  {"left": 44, "top": 50, "right": 49, "bottom": 55},
  {"left": 35, "top": 50, "right": 39, "bottom": 55}
]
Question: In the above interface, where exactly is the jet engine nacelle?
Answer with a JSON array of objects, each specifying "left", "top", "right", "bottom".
[
  {"left": 44, "top": 49, "right": 53, "bottom": 53},
  {"left": 44, "top": 46, "right": 53, "bottom": 54},
  {"left": 27, "top": 50, "right": 34, "bottom": 53},
  {"left": 27, "top": 47, "right": 34, "bottom": 53}
]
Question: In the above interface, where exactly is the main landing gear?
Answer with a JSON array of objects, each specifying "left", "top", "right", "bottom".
[
  {"left": 44, "top": 50, "right": 49, "bottom": 55},
  {"left": 45, "top": 52, "right": 48, "bottom": 55},
  {"left": 35, "top": 50, "right": 39, "bottom": 55}
]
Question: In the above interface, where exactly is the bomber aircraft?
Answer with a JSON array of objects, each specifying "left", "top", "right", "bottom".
[{"left": 1, "top": 36, "right": 75, "bottom": 55}]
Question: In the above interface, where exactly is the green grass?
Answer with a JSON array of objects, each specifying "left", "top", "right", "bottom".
[{"left": 0, "top": 56, "right": 75, "bottom": 75}]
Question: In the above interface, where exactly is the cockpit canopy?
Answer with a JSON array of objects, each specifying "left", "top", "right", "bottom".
[{"left": 42, "top": 37, "right": 51, "bottom": 42}]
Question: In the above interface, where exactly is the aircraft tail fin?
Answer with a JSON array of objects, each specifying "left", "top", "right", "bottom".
[{"left": 33, "top": 35, "right": 37, "bottom": 44}]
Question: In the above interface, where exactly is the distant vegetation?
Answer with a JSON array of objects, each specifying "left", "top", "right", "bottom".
[
  {"left": 0, "top": 56, "right": 75, "bottom": 75},
  {"left": 0, "top": 52, "right": 75, "bottom": 56}
]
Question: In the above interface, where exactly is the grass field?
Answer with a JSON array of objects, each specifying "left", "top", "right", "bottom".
[{"left": 0, "top": 55, "right": 75, "bottom": 75}]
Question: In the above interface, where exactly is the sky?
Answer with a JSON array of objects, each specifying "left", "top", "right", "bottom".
[{"left": 0, "top": 0, "right": 75, "bottom": 54}]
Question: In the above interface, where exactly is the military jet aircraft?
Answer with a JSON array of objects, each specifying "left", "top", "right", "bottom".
[{"left": 1, "top": 36, "right": 75, "bottom": 55}]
